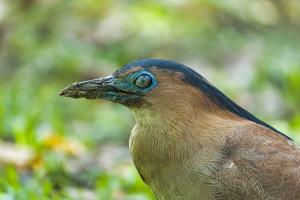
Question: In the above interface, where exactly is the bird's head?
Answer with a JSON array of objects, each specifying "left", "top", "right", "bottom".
[{"left": 60, "top": 59, "right": 210, "bottom": 113}]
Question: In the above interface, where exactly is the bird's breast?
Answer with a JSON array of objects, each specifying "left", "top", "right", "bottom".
[{"left": 129, "top": 124, "right": 218, "bottom": 200}]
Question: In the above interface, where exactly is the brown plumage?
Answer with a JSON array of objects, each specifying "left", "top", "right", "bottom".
[{"left": 60, "top": 59, "right": 300, "bottom": 200}]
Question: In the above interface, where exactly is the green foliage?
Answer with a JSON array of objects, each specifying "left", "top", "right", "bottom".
[{"left": 0, "top": 0, "right": 299, "bottom": 199}]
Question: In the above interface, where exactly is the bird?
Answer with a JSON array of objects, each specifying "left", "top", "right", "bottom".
[{"left": 60, "top": 58, "right": 300, "bottom": 200}]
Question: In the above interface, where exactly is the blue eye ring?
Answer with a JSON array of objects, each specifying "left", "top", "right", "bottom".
[
  {"left": 131, "top": 71, "right": 157, "bottom": 93},
  {"left": 134, "top": 74, "right": 152, "bottom": 88}
]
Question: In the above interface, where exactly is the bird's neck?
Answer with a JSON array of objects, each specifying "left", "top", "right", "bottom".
[{"left": 130, "top": 106, "right": 243, "bottom": 164}]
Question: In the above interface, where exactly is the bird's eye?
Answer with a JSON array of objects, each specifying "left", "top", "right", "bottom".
[{"left": 134, "top": 74, "right": 152, "bottom": 88}]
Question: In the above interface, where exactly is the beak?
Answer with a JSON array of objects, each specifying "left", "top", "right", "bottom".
[{"left": 59, "top": 76, "right": 121, "bottom": 99}]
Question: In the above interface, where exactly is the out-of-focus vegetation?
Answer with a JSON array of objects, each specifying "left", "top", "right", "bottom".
[{"left": 0, "top": 0, "right": 299, "bottom": 199}]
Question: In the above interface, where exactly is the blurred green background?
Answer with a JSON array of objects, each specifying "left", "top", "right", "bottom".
[{"left": 0, "top": 0, "right": 300, "bottom": 199}]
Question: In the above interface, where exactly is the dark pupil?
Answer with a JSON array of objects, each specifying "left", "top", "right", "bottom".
[{"left": 135, "top": 74, "right": 152, "bottom": 88}]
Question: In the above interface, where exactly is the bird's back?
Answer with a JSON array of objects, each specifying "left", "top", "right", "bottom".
[
  {"left": 212, "top": 122, "right": 300, "bottom": 200},
  {"left": 130, "top": 114, "right": 300, "bottom": 200}
]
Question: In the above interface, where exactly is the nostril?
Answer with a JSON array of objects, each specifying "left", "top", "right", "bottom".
[{"left": 72, "top": 82, "right": 81, "bottom": 88}]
